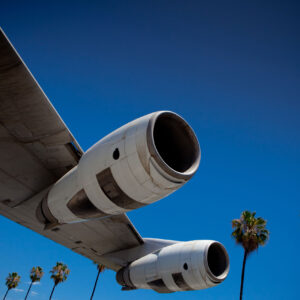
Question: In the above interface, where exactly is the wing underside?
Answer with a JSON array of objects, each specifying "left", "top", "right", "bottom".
[
  {"left": 0, "top": 28, "right": 143, "bottom": 270},
  {"left": 0, "top": 188, "right": 143, "bottom": 270}
]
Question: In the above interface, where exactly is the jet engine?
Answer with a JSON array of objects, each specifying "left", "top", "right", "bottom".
[
  {"left": 116, "top": 240, "right": 229, "bottom": 293},
  {"left": 37, "top": 111, "right": 200, "bottom": 225}
]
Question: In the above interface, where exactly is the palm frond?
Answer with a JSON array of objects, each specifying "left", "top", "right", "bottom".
[
  {"left": 231, "top": 210, "right": 269, "bottom": 254},
  {"left": 5, "top": 272, "right": 21, "bottom": 289},
  {"left": 50, "top": 262, "right": 70, "bottom": 285}
]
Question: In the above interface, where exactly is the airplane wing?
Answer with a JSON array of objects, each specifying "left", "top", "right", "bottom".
[{"left": 0, "top": 28, "right": 143, "bottom": 271}]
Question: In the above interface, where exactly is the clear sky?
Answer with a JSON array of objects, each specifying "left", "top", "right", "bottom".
[{"left": 0, "top": 1, "right": 299, "bottom": 299}]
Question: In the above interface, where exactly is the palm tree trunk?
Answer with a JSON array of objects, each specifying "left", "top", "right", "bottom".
[
  {"left": 3, "top": 288, "right": 9, "bottom": 300},
  {"left": 24, "top": 281, "right": 33, "bottom": 300},
  {"left": 240, "top": 250, "right": 248, "bottom": 300},
  {"left": 49, "top": 284, "right": 56, "bottom": 300},
  {"left": 90, "top": 268, "right": 101, "bottom": 300}
]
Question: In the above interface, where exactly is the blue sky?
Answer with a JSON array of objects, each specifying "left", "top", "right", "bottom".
[{"left": 0, "top": 1, "right": 299, "bottom": 299}]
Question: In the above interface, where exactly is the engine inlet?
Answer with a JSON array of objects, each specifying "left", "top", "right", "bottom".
[
  {"left": 206, "top": 242, "right": 230, "bottom": 282},
  {"left": 147, "top": 112, "right": 200, "bottom": 180}
]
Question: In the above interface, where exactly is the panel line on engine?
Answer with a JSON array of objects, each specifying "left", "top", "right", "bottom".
[
  {"left": 147, "top": 279, "right": 172, "bottom": 293},
  {"left": 67, "top": 189, "right": 108, "bottom": 219},
  {"left": 96, "top": 168, "right": 146, "bottom": 210},
  {"left": 172, "top": 273, "right": 193, "bottom": 291}
]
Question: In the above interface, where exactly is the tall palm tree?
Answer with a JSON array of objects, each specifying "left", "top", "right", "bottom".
[
  {"left": 24, "top": 266, "right": 44, "bottom": 300},
  {"left": 49, "top": 262, "right": 70, "bottom": 300},
  {"left": 232, "top": 210, "right": 269, "bottom": 300},
  {"left": 3, "top": 272, "right": 21, "bottom": 300},
  {"left": 90, "top": 263, "right": 105, "bottom": 300}
]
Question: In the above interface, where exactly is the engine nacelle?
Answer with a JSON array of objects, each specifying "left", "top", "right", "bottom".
[
  {"left": 116, "top": 240, "right": 229, "bottom": 293},
  {"left": 37, "top": 111, "right": 200, "bottom": 225}
]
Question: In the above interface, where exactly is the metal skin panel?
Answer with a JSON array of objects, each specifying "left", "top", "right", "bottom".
[
  {"left": 47, "top": 166, "right": 81, "bottom": 223},
  {"left": 97, "top": 168, "right": 146, "bottom": 210},
  {"left": 117, "top": 240, "right": 230, "bottom": 293},
  {"left": 47, "top": 111, "right": 200, "bottom": 224},
  {"left": 171, "top": 273, "right": 193, "bottom": 291},
  {"left": 67, "top": 189, "right": 107, "bottom": 219},
  {"left": 147, "top": 279, "right": 172, "bottom": 293}
]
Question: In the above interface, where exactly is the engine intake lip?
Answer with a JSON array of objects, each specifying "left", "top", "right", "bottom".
[
  {"left": 147, "top": 111, "right": 200, "bottom": 180},
  {"left": 205, "top": 242, "right": 230, "bottom": 283}
]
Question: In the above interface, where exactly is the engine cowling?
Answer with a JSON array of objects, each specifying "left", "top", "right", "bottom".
[
  {"left": 116, "top": 240, "right": 229, "bottom": 293},
  {"left": 37, "top": 111, "right": 200, "bottom": 225}
]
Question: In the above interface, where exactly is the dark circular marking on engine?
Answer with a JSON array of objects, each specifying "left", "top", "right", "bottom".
[
  {"left": 183, "top": 263, "right": 188, "bottom": 270},
  {"left": 113, "top": 148, "right": 120, "bottom": 160}
]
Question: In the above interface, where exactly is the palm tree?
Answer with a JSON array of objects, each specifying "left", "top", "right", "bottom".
[
  {"left": 90, "top": 263, "right": 105, "bottom": 300},
  {"left": 3, "top": 272, "right": 21, "bottom": 300},
  {"left": 232, "top": 210, "right": 269, "bottom": 300},
  {"left": 49, "top": 262, "right": 70, "bottom": 300},
  {"left": 24, "top": 266, "right": 44, "bottom": 300}
]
